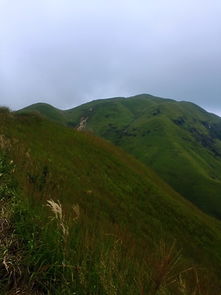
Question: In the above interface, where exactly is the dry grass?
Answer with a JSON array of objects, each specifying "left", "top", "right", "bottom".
[
  {"left": 177, "top": 267, "right": 205, "bottom": 295},
  {"left": 73, "top": 203, "right": 80, "bottom": 222},
  {"left": 47, "top": 199, "right": 63, "bottom": 221},
  {"left": 47, "top": 199, "right": 69, "bottom": 237},
  {"left": 47, "top": 199, "right": 80, "bottom": 237},
  {"left": 149, "top": 240, "right": 188, "bottom": 294},
  {"left": 0, "top": 200, "right": 23, "bottom": 293},
  {"left": 98, "top": 239, "right": 122, "bottom": 295}
]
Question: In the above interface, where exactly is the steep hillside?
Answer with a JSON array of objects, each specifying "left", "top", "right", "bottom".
[
  {"left": 20, "top": 94, "right": 221, "bottom": 218},
  {"left": 1, "top": 108, "right": 221, "bottom": 293}
]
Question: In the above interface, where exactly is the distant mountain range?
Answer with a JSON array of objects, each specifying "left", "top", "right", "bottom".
[{"left": 19, "top": 94, "right": 221, "bottom": 219}]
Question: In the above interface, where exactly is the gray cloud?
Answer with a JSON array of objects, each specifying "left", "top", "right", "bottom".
[{"left": 0, "top": 0, "right": 221, "bottom": 115}]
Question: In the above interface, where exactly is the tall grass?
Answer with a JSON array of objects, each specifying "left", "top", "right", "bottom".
[
  {"left": 1, "top": 111, "right": 221, "bottom": 294},
  {"left": 2, "top": 193, "right": 215, "bottom": 294}
]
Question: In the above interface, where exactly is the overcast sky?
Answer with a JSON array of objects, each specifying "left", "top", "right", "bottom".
[{"left": 0, "top": 0, "right": 221, "bottom": 116}]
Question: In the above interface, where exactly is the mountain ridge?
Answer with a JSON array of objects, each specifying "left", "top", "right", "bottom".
[
  {"left": 18, "top": 94, "right": 221, "bottom": 218},
  {"left": 19, "top": 94, "right": 221, "bottom": 118}
]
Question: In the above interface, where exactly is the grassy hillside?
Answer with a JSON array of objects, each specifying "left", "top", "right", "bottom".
[
  {"left": 19, "top": 102, "right": 66, "bottom": 125},
  {"left": 1, "top": 107, "right": 221, "bottom": 293},
  {"left": 20, "top": 94, "right": 221, "bottom": 218}
]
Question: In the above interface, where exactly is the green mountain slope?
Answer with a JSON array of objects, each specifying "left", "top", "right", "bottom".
[
  {"left": 19, "top": 102, "right": 66, "bottom": 125},
  {"left": 19, "top": 94, "right": 221, "bottom": 218},
  {"left": 1, "top": 108, "right": 221, "bottom": 293}
]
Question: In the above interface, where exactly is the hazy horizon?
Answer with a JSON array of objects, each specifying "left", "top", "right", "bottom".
[{"left": 1, "top": 1, "right": 221, "bottom": 116}]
